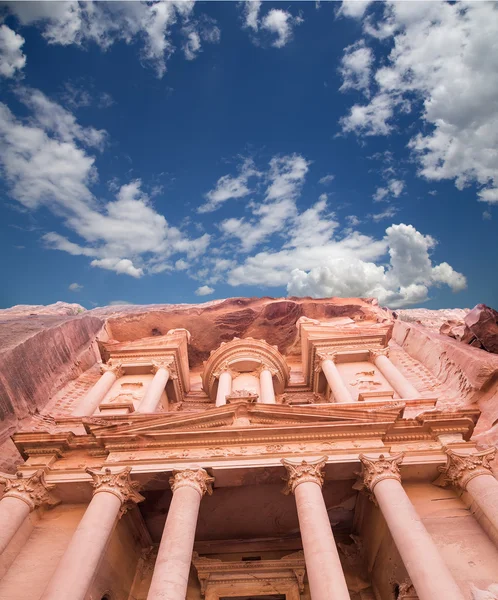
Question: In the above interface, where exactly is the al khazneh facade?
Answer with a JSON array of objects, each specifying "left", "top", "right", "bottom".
[{"left": 0, "top": 311, "right": 498, "bottom": 600}]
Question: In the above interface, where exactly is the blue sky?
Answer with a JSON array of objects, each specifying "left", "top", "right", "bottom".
[{"left": 0, "top": 1, "right": 497, "bottom": 310}]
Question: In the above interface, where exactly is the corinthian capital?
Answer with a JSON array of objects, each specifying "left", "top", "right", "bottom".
[
  {"left": 358, "top": 453, "right": 404, "bottom": 493},
  {"left": 0, "top": 469, "right": 59, "bottom": 510},
  {"left": 86, "top": 467, "right": 144, "bottom": 508},
  {"left": 438, "top": 448, "right": 496, "bottom": 490},
  {"left": 369, "top": 347, "right": 389, "bottom": 361},
  {"left": 281, "top": 457, "right": 328, "bottom": 495},
  {"left": 100, "top": 361, "right": 124, "bottom": 378},
  {"left": 151, "top": 359, "right": 173, "bottom": 374},
  {"left": 169, "top": 468, "right": 214, "bottom": 497}
]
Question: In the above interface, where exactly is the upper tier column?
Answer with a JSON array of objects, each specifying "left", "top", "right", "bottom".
[
  {"left": 0, "top": 470, "right": 58, "bottom": 555},
  {"left": 439, "top": 448, "right": 498, "bottom": 541},
  {"left": 369, "top": 349, "right": 419, "bottom": 399},
  {"left": 72, "top": 362, "right": 123, "bottom": 417},
  {"left": 358, "top": 454, "right": 465, "bottom": 600},
  {"left": 318, "top": 353, "right": 352, "bottom": 404},
  {"left": 215, "top": 369, "right": 232, "bottom": 407},
  {"left": 282, "top": 457, "right": 351, "bottom": 600},
  {"left": 137, "top": 361, "right": 171, "bottom": 413},
  {"left": 259, "top": 367, "right": 276, "bottom": 404},
  {"left": 147, "top": 468, "right": 214, "bottom": 600},
  {"left": 39, "top": 467, "right": 144, "bottom": 600}
]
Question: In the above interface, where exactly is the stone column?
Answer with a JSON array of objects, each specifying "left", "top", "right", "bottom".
[
  {"left": 282, "top": 457, "right": 350, "bottom": 600},
  {"left": 358, "top": 454, "right": 465, "bottom": 600},
  {"left": 0, "top": 470, "right": 58, "bottom": 555},
  {"left": 215, "top": 369, "right": 232, "bottom": 407},
  {"left": 439, "top": 447, "right": 498, "bottom": 537},
  {"left": 137, "top": 361, "right": 171, "bottom": 413},
  {"left": 318, "top": 353, "right": 352, "bottom": 404},
  {"left": 72, "top": 362, "right": 123, "bottom": 417},
  {"left": 369, "top": 349, "right": 419, "bottom": 399},
  {"left": 259, "top": 367, "right": 276, "bottom": 404},
  {"left": 39, "top": 467, "right": 143, "bottom": 600},
  {"left": 147, "top": 468, "right": 214, "bottom": 600}
]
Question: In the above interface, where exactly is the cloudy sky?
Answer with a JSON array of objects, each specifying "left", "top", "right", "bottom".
[{"left": 0, "top": 0, "right": 497, "bottom": 309}]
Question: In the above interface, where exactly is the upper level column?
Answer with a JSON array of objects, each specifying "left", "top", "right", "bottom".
[
  {"left": 259, "top": 366, "right": 277, "bottom": 404},
  {"left": 0, "top": 470, "right": 58, "bottom": 555},
  {"left": 72, "top": 362, "right": 123, "bottom": 417},
  {"left": 215, "top": 368, "right": 232, "bottom": 407},
  {"left": 40, "top": 467, "right": 144, "bottom": 600},
  {"left": 438, "top": 447, "right": 498, "bottom": 543},
  {"left": 317, "top": 352, "right": 352, "bottom": 404},
  {"left": 358, "top": 453, "right": 465, "bottom": 600},
  {"left": 137, "top": 360, "right": 171, "bottom": 413},
  {"left": 282, "top": 457, "right": 351, "bottom": 600},
  {"left": 147, "top": 468, "right": 214, "bottom": 600},
  {"left": 369, "top": 349, "right": 419, "bottom": 399}
]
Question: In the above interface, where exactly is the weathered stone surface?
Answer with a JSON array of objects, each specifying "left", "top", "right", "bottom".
[{"left": 463, "top": 304, "right": 498, "bottom": 354}]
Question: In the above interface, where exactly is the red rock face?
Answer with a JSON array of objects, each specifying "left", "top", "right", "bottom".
[{"left": 463, "top": 304, "right": 498, "bottom": 354}]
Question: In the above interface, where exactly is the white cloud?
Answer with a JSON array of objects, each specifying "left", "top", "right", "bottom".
[
  {"left": 68, "top": 282, "right": 83, "bottom": 291},
  {"left": 199, "top": 158, "right": 259, "bottom": 213},
  {"left": 241, "top": 2, "right": 302, "bottom": 48},
  {"left": 4, "top": 1, "right": 218, "bottom": 78},
  {"left": 195, "top": 285, "right": 215, "bottom": 296},
  {"left": 339, "top": 40, "right": 373, "bottom": 95},
  {"left": 0, "top": 91, "right": 210, "bottom": 277},
  {"left": 373, "top": 178, "right": 404, "bottom": 202},
  {"left": 337, "top": 1, "right": 374, "bottom": 20},
  {"left": 242, "top": 0, "right": 262, "bottom": 31},
  {"left": 319, "top": 174, "right": 335, "bottom": 185},
  {"left": 0, "top": 25, "right": 26, "bottom": 78},
  {"left": 340, "top": 1, "right": 498, "bottom": 204},
  {"left": 370, "top": 206, "right": 398, "bottom": 222}
]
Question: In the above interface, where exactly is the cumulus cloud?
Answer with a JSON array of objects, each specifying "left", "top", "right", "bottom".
[
  {"left": 68, "top": 282, "right": 83, "bottom": 291},
  {"left": 339, "top": 40, "right": 372, "bottom": 95},
  {"left": 4, "top": 1, "right": 219, "bottom": 77},
  {"left": 195, "top": 284, "right": 215, "bottom": 296},
  {"left": 339, "top": 1, "right": 498, "bottom": 204},
  {"left": 199, "top": 158, "right": 260, "bottom": 213},
  {"left": 241, "top": 1, "right": 302, "bottom": 48},
  {"left": 0, "top": 90, "right": 210, "bottom": 277},
  {"left": 0, "top": 24, "right": 26, "bottom": 78},
  {"left": 373, "top": 179, "right": 404, "bottom": 202}
]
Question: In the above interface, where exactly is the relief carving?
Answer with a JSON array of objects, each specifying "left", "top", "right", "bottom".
[
  {"left": 281, "top": 456, "right": 328, "bottom": 495},
  {"left": 86, "top": 466, "right": 145, "bottom": 509},
  {"left": 437, "top": 447, "right": 496, "bottom": 490},
  {"left": 0, "top": 469, "right": 59, "bottom": 510},
  {"left": 169, "top": 468, "right": 214, "bottom": 497},
  {"left": 357, "top": 453, "right": 404, "bottom": 494}
]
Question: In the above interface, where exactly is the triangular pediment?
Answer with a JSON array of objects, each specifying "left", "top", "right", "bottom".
[{"left": 83, "top": 401, "right": 403, "bottom": 439}]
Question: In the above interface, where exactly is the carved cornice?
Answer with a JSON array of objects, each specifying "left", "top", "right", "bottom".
[
  {"left": 281, "top": 456, "right": 327, "bottom": 494},
  {"left": 100, "top": 361, "right": 124, "bottom": 378},
  {"left": 358, "top": 453, "right": 404, "bottom": 493},
  {"left": 0, "top": 469, "right": 59, "bottom": 510},
  {"left": 86, "top": 466, "right": 144, "bottom": 509},
  {"left": 169, "top": 468, "right": 214, "bottom": 497},
  {"left": 437, "top": 447, "right": 496, "bottom": 490}
]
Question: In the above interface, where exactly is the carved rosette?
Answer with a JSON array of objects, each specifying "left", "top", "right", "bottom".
[
  {"left": 100, "top": 361, "right": 124, "bottom": 378},
  {"left": 281, "top": 457, "right": 328, "bottom": 495},
  {"left": 86, "top": 466, "right": 144, "bottom": 510},
  {"left": 438, "top": 448, "right": 496, "bottom": 490},
  {"left": 0, "top": 469, "right": 59, "bottom": 510},
  {"left": 368, "top": 348, "right": 390, "bottom": 361},
  {"left": 169, "top": 468, "right": 214, "bottom": 497},
  {"left": 358, "top": 453, "right": 404, "bottom": 493}
]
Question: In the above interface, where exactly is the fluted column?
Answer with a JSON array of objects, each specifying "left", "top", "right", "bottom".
[
  {"left": 147, "top": 468, "right": 214, "bottom": 600},
  {"left": 0, "top": 470, "right": 58, "bottom": 555},
  {"left": 369, "top": 349, "right": 419, "bottom": 399},
  {"left": 137, "top": 361, "right": 171, "bottom": 413},
  {"left": 317, "top": 353, "right": 352, "bottom": 404},
  {"left": 39, "top": 467, "right": 143, "bottom": 600},
  {"left": 358, "top": 454, "right": 465, "bottom": 600},
  {"left": 282, "top": 457, "right": 350, "bottom": 600},
  {"left": 215, "top": 369, "right": 232, "bottom": 407},
  {"left": 439, "top": 447, "right": 498, "bottom": 538},
  {"left": 72, "top": 362, "right": 123, "bottom": 417},
  {"left": 259, "top": 367, "right": 276, "bottom": 404}
]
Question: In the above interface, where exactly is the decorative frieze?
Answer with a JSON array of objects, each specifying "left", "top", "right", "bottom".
[
  {"left": 0, "top": 469, "right": 59, "bottom": 510},
  {"left": 437, "top": 447, "right": 496, "bottom": 490},
  {"left": 281, "top": 456, "right": 328, "bottom": 494},
  {"left": 169, "top": 468, "right": 214, "bottom": 497},
  {"left": 86, "top": 466, "right": 144, "bottom": 507},
  {"left": 357, "top": 453, "right": 404, "bottom": 493}
]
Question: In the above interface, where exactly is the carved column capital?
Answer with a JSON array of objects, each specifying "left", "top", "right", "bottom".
[
  {"left": 0, "top": 469, "right": 59, "bottom": 510},
  {"left": 281, "top": 456, "right": 328, "bottom": 495},
  {"left": 213, "top": 361, "right": 235, "bottom": 380},
  {"left": 358, "top": 453, "right": 404, "bottom": 493},
  {"left": 151, "top": 359, "right": 173, "bottom": 375},
  {"left": 169, "top": 468, "right": 214, "bottom": 497},
  {"left": 257, "top": 364, "right": 278, "bottom": 377},
  {"left": 100, "top": 361, "right": 124, "bottom": 378},
  {"left": 438, "top": 448, "right": 496, "bottom": 490},
  {"left": 314, "top": 351, "right": 336, "bottom": 373},
  {"left": 368, "top": 347, "right": 390, "bottom": 361},
  {"left": 86, "top": 466, "right": 145, "bottom": 510}
]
